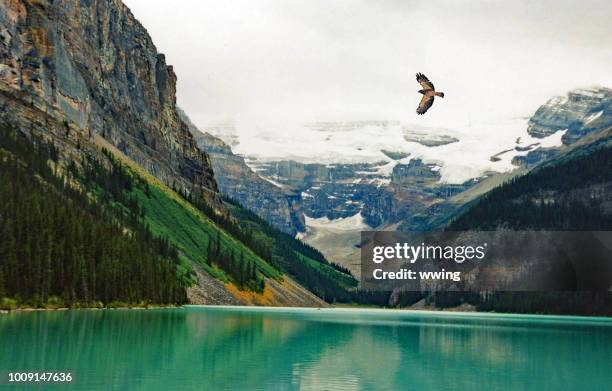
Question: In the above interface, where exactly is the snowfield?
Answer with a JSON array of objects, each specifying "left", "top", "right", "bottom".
[
  {"left": 212, "top": 118, "right": 566, "bottom": 184},
  {"left": 305, "top": 213, "right": 370, "bottom": 232}
]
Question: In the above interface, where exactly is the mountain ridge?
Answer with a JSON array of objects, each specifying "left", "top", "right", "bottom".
[
  {"left": 0, "top": 0, "right": 344, "bottom": 307},
  {"left": 0, "top": 0, "right": 222, "bottom": 210},
  {"left": 178, "top": 108, "right": 306, "bottom": 235}
]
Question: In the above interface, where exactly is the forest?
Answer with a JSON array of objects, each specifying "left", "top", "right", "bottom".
[
  {"left": 448, "top": 142, "right": 612, "bottom": 230},
  {"left": 0, "top": 126, "right": 187, "bottom": 308},
  {"left": 431, "top": 141, "right": 612, "bottom": 315},
  {"left": 183, "top": 189, "right": 360, "bottom": 302},
  {"left": 0, "top": 122, "right": 363, "bottom": 307}
]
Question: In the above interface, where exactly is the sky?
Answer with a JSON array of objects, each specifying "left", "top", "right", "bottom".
[
  {"left": 124, "top": 0, "right": 611, "bottom": 125},
  {"left": 123, "top": 0, "right": 611, "bottom": 174}
]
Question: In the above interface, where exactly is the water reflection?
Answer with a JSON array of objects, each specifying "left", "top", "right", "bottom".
[{"left": 1, "top": 308, "right": 611, "bottom": 390}]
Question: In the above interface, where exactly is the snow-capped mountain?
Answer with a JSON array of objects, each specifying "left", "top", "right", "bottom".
[
  {"left": 528, "top": 88, "right": 611, "bottom": 140},
  {"left": 224, "top": 118, "right": 537, "bottom": 184},
  {"left": 206, "top": 115, "right": 570, "bottom": 228},
  {"left": 201, "top": 87, "right": 611, "bottom": 271}
]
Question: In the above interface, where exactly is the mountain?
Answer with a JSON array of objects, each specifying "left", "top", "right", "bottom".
[
  {"left": 516, "top": 87, "right": 611, "bottom": 166},
  {"left": 231, "top": 120, "right": 478, "bottom": 228},
  {"left": 178, "top": 108, "right": 305, "bottom": 236},
  {"left": 211, "top": 90, "right": 611, "bottom": 275},
  {"left": 387, "top": 98, "right": 612, "bottom": 314},
  {"left": 0, "top": 0, "right": 354, "bottom": 308},
  {"left": 0, "top": 0, "right": 220, "bottom": 209},
  {"left": 225, "top": 121, "right": 494, "bottom": 272},
  {"left": 527, "top": 88, "right": 611, "bottom": 140},
  {"left": 399, "top": 87, "right": 612, "bottom": 231},
  {"left": 420, "top": 129, "right": 612, "bottom": 316}
]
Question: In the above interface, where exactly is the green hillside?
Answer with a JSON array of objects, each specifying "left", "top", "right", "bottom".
[
  {"left": 0, "top": 126, "right": 187, "bottom": 308},
  {"left": 95, "top": 146, "right": 357, "bottom": 301},
  {"left": 0, "top": 123, "right": 361, "bottom": 307},
  {"left": 431, "top": 139, "right": 612, "bottom": 315},
  {"left": 224, "top": 198, "right": 359, "bottom": 302},
  {"left": 79, "top": 144, "right": 282, "bottom": 294},
  {"left": 448, "top": 140, "right": 612, "bottom": 230}
]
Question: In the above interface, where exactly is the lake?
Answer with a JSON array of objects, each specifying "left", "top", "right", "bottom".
[{"left": 1, "top": 306, "right": 611, "bottom": 390}]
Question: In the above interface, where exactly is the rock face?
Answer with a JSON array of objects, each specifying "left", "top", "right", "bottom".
[
  {"left": 0, "top": 0, "right": 331, "bottom": 307},
  {"left": 510, "top": 87, "right": 612, "bottom": 168},
  {"left": 0, "top": 0, "right": 221, "bottom": 207},
  {"left": 252, "top": 158, "right": 476, "bottom": 229},
  {"left": 179, "top": 109, "right": 305, "bottom": 235},
  {"left": 527, "top": 88, "right": 612, "bottom": 143},
  {"left": 254, "top": 160, "right": 381, "bottom": 224}
]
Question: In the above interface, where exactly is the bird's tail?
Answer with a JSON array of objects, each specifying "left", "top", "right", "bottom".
[{"left": 435, "top": 92, "right": 445, "bottom": 98}]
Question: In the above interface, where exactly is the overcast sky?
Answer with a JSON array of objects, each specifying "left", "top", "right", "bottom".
[{"left": 124, "top": 0, "right": 612, "bottom": 131}]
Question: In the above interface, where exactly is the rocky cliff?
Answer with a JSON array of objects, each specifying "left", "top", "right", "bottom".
[
  {"left": 527, "top": 88, "right": 611, "bottom": 141},
  {"left": 0, "top": 0, "right": 334, "bottom": 307},
  {"left": 507, "top": 88, "right": 611, "bottom": 168},
  {"left": 178, "top": 109, "right": 305, "bottom": 235},
  {"left": 251, "top": 157, "right": 477, "bottom": 229},
  {"left": 0, "top": 0, "right": 221, "bottom": 208}
]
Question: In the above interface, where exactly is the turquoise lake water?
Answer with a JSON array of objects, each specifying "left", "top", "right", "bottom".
[{"left": 1, "top": 306, "right": 611, "bottom": 390}]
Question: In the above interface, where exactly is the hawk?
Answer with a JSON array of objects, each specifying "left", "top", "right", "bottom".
[{"left": 415, "top": 73, "right": 444, "bottom": 115}]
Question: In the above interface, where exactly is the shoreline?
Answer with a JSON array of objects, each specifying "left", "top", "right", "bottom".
[
  {"left": 0, "top": 304, "right": 182, "bottom": 314},
  {"left": 187, "top": 304, "right": 612, "bottom": 321},
  {"left": 3, "top": 303, "right": 612, "bottom": 320}
]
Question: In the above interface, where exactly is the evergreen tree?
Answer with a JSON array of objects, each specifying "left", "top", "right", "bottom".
[{"left": 0, "top": 126, "right": 188, "bottom": 306}]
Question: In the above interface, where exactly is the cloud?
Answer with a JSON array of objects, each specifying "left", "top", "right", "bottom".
[{"left": 124, "top": 0, "right": 612, "bottom": 131}]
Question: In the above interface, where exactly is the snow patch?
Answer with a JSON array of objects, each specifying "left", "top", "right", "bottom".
[
  {"left": 305, "top": 213, "right": 370, "bottom": 231},
  {"left": 261, "top": 176, "right": 285, "bottom": 189},
  {"left": 372, "top": 160, "right": 400, "bottom": 177},
  {"left": 493, "top": 129, "right": 567, "bottom": 166},
  {"left": 585, "top": 111, "right": 603, "bottom": 124}
]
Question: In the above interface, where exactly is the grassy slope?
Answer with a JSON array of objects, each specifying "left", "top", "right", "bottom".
[
  {"left": 92, "top": 136, "right": 281, "bottom": 284},
  {"left": 93, "top": 136, "right": 338, "bottom": 306},
  {"left": 123, "top": 165, "right": 326, "bottom": 306},
  {"left": 293, "top": 252, "right": 357, "bottom": 289},
  {"left": 224, "top": 200, "right": 358, "bottom": 295},
  {"left": 133, "top": 184, "right": 280, "bottom": 280}
]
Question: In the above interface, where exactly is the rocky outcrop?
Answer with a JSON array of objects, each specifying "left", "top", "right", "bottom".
[
  {"left": 0, "top": 0, "right": 221, "bottom": 208},
  {"left": 253, "top": 160, "right": 383, "bottom": 224},
  {"left": 509, "top": 87, "right": 612, "bottom": 168},
  {"left": 252, "top": 157, "right": 474, "bottom": 229},
  {"left": 527, "top": 88, "right": 612, "bottom": 143},
  {"left": 179, "top": 109, "right": 305, "bottom": 235}
]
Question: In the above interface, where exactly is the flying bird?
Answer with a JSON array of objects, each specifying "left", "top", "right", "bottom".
[{"left": 415, "top": 73, "right": 444, "bottom": 115}]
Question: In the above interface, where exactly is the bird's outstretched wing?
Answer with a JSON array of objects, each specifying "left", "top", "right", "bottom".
[
  {"left": 416, "top": 95, "right": 434, "bottom": 115},
  {"left": 416, "top": 72, "right": 434, "bottom": 90}
]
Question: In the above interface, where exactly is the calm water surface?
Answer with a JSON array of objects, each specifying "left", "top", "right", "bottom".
[{"left": 1, "top": 306, "right": 611, "bottom": 390}]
